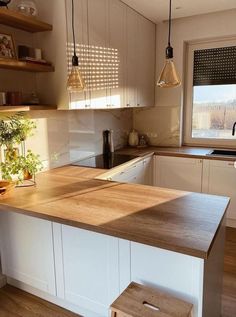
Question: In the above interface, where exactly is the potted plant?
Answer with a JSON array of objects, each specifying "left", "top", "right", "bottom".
[
  {"left": 0, "top": 150, "right": 43, "bottom": 183},
  {"left": 0, "top": 112, "right": 37, "bottom": 161},
  {"left": 0, "top": 119, "right": 20, "bottom": 161},
  {"left": 20, "top": 150, "right": 43, "bottom": 180}
]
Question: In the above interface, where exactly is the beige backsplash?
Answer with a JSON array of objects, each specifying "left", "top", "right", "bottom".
[
  {"left": 133, "top": 105, "right": 181, "bottom": 147},
  {"left": 20, "top": 109, "right": 133, "bottom": 170}
]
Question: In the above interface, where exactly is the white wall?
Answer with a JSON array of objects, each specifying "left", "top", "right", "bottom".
[{"left": 134, "top": 9, "right": 236, "bottom": 146}]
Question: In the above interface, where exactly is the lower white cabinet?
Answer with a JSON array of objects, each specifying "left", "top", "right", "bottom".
[
  {"left": 60, "top": 225, "right": 121, "bottom": 316},
  {"left": 202, "top": 160, "right": 236, "bottom": 225},
  {"left": 111, "top": 160, "right": 144, "bottom": 184},
  {"left": 107, "top": 156, "right": 153, "bottom": 186},
  {"left": 154, "top": 156, "right": 203, "bottom": 192},
  {"left": 0, "top": 212, "right": 56, "bottom": 295},
  {"left": 143, "top": 156, "right": 153, "bottom": 185}
]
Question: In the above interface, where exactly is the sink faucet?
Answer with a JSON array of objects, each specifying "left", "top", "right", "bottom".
[{"left": 233, "top": 122, "right": 236, "bottom": 136}]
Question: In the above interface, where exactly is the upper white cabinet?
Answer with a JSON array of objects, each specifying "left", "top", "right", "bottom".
[
  {"left": 125, "top": 7, "right": 138, "bottom": 108},
  {"left": 108, "top": 0, "right": 126, "bottom": 108},
  {"left": 66, "top": 0, "right": 155, "bottom": 110},
  {"left": 136, "top": 15, "right": 155, "bottom": 108},
  {"left": 202, "top": 160, "right": 236, "bottom": 226},
  {"left": 0, "top": 212, "right": 56, "bottom": 295},
  {"left": 154, "top": 156, "right": 203, "bottom": 192}
]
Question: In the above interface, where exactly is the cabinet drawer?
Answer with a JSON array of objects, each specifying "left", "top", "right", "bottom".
[{"left": 112, "top": 161, "right": 144, "bottom": 183}]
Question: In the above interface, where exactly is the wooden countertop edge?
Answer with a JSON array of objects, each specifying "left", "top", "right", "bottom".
[
  {"left": 117, "top": 147, "right": 236, "bottom": 161},
  {"left": 0, "top": 204, "right": 209, "bottom": 259}
]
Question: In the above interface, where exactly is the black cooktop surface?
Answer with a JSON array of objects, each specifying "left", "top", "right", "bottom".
[{"left": 72, "top": 154, "right": 137, "bottom": 169}]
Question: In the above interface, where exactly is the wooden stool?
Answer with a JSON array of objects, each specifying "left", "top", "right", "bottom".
[{"left": 110, "top": 282, "right": 193, "bottom": 317}]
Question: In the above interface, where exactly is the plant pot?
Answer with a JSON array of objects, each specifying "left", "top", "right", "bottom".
[
  {"left": 4, "top": 148, "right": 19, "bottom": 162},
  {"left": 23, "top": 170, "right": 33, "bottom": 180}
]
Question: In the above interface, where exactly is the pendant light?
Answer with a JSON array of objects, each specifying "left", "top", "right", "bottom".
[
  {"left": 157, "top": 0, "right": 181, "bottom": 88},
  {"left": 67, "top": 0, "right": 85, "bottom": 92}
]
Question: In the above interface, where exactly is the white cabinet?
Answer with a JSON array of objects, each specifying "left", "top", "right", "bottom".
[
  {"left": 143, "top": 156, "right": 153, "bottom": 185},
  {"left": 0, "top": 212, "right": 56, "bottom": 295},
  {"left": 125, "top": 8, "right": 156, "bottom": 108},
  {"left": 111, "top": 160, "right": 144, "bottom": 184},
  {"left": 108, "top": 0, "right": 126, "bottom": 108},
  {"left": 105, "top": 156, "right": 153, "bottom": 185},
  {"left": 66, "top": 0, "right": 91, "bottom": 109},
  {"left": 202, "top": 160, "right": 236, "bottom": 225},
  {"left": 87, "top": 0, "right": 109, "bottom": 109},
  {"left": 60, "top": 225, "right": 120, "bottom": 316},
  {"left": 125, "top": 7, "right": 138, "bottom": 108},
  {"left": 66, "top": 0, "right": 155, "bottom": 110},
  {"left": 136, "top": 15, "right": 155, "bottom": 107},
  {"left": 154, "top": 156, "right": 203, "bottom": 192}
]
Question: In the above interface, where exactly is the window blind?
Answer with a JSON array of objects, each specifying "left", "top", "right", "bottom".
[{"left": 193, "top": 46, "right": 236, "bottom": 86}]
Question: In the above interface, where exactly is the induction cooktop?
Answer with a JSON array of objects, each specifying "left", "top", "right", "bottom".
[{"left": 72, "top": 154, "right": 137, "bottom": 169}]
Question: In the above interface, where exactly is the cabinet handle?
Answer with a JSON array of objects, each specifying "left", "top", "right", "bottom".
[
  {"left": 228, "top": 162, "right": 235, "bottom": 167},
  {"left": 126, "top": 104, "right": 130, "bottom": 107}
]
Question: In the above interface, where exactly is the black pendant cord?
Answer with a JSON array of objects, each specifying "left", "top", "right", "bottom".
[
  {"left": 71, "top": 0, "right": 79, "bottom": 66},
  {"left": 166, "top": 0, "right": 173, "bottom": 59},
  {"left": 168, "top": 0, "right": 172, "bottom": 47}
]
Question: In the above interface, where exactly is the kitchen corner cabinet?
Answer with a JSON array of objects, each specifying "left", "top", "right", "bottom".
[
  {"left": 67, "top": 0, "right": 155, "bottom": 110},
  {"left": 102, "top": 156, "right": 153, "bottom": 185},
  {"left": 202, "top": 160, "right": 236, "bottom": 225},
  {"left": 154, "top": 156, "right": 203, "bottom": 192},
  {"left": 0, "top": 212, "right": 56, "bottom": 295}
]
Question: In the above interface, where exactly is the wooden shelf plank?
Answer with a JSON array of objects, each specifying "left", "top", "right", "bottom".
[
  {"left": 0, "top": 105, "right": 57, "bottom": 112},
  {"left": 0, "top": 58, "right": 54, "bottom": 72},
  {"left": 0, "top": 9, "right": 52, "bottom": 33}
]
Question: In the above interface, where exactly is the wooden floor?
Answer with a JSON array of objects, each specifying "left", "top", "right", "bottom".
[
  {"left": 0, "top": 227, "right": 235, "bottom": 317},
  {"left": 222, "top": 227, "right": 236, "bottom": 317},
  {"left": 0, "top": 285, "right": 80, "bottom": 317}
]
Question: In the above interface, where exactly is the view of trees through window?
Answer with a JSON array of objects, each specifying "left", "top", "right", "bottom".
[{"left": 192, "top": 85, "right": 236, "bottom": 139}]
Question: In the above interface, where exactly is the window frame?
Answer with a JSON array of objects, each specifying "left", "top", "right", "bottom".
[{"left": 184, "top": 37, "right": 236, "bottom": 148}]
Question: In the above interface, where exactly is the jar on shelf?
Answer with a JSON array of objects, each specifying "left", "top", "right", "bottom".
[{"left": 16, "top": 0, "right": 38, "bottom": 17}]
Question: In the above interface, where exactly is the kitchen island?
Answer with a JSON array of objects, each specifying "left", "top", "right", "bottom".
[{"left": 0, "top": 165, "right": 229, "bottom": 317}]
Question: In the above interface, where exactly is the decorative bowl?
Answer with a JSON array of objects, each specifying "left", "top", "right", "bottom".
[{"left": 0, "top": 181, "right": 15, "bottom": 196}]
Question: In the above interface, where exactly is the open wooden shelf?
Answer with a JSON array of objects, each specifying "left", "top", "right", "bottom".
[
  {"left": 0, "top": 58, "right": 54, "bottom": 72},
  {"left": 0, "top": 105, "right": 57, "bottom": 112},
  {"left": 0, "top": 9, "right": 52, "bottom": 33}
]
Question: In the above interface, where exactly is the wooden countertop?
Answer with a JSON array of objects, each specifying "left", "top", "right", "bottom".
[
  {"left": 0, "top": 165, "right": 229, "bottom": 259},
  {"left": 117, "top": 146, "right": 236, "bottom": 161}
]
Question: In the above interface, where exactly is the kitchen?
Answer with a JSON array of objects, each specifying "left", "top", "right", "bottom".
[{"left": 0, "top": 0, "right": 235, "bottom": 317}]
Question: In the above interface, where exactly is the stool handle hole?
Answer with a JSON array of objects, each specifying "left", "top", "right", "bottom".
[{"left": 143, "top": 301, "right": 160, "bottom": 312}]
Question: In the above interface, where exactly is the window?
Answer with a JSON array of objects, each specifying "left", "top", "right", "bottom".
[{"left": 184, "top": 39, "right": 236, "bottom": 147}]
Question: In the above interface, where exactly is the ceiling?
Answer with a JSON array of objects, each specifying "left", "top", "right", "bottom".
[{"left": 121, "top": 0, "right": 236, "bottom": 23}]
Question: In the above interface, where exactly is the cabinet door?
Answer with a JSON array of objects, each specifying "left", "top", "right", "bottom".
[
  {"left": 87, "top": 0, "right": 109, "bottom": 109},
  {"left": 111, "top": 160, "right": 144, "bottom": 184},
  {"left": 202, "top": 160, "right": 236, "bottom": 223},
  {"left": 137, "top": 16, "right": 155, "bottom": 107},
  {"left": 143, "top": 156, "right": 153, "bottom": 186},
  {"left": 125, "top": 7, "right": 138, "bottom": 108},
  {"left": 61, "top": 225, "right": 119, "bottom": 316},
  {"left": 154, "top": 156, "right": 203, "bottom": 192},
  {"left": 66, "top": 0, "right": 90, "bottom": 109},
  {"left": 0, "top": 212, "right": 56, "bottom": 295},
  {"left": 108, "top": 0, "right": 125, "bottom": 108}
]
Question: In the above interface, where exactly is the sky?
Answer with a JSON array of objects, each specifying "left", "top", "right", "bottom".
[{"left": 194, "top": 84, "right": 236, "bottom": 103}]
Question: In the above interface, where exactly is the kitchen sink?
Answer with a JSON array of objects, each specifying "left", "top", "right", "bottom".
[{"left": 208, "top": 149, "right": 236, "bottom": 157}]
